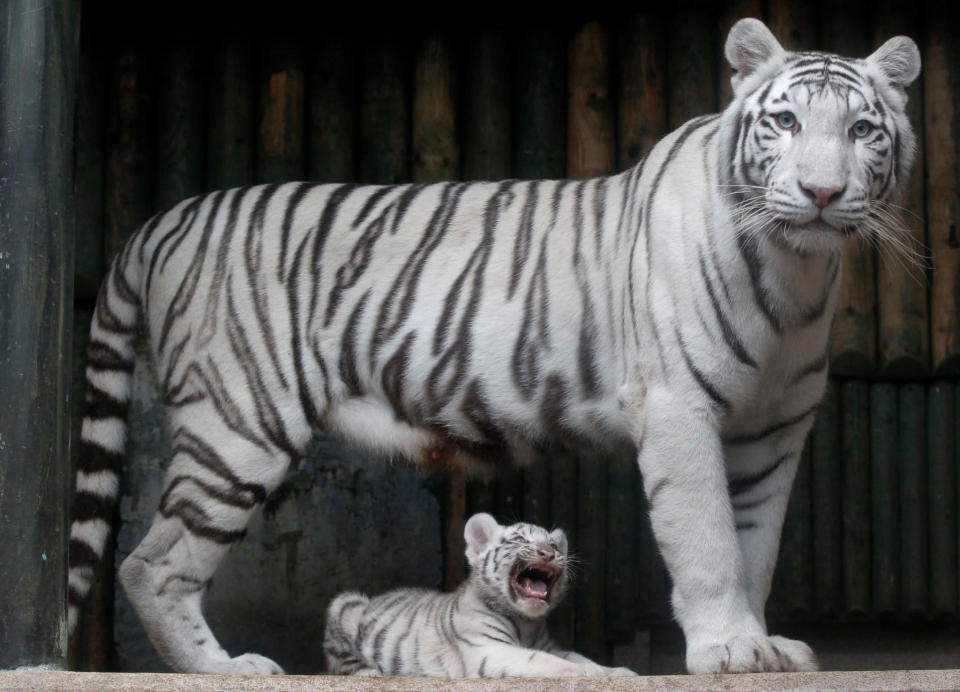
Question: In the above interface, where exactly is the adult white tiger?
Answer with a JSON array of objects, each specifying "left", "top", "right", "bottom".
[{"left": 68, "top": 18, "right": 920, "bottom": 675}]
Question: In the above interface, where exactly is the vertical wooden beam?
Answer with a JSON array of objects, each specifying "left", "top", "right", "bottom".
[
  {"left": 0, "top": 0, "right": 80, "bottom": 669},
  {"left": 104, "top": 45, "right": 155, "bottom": 260},
  {"left": 899, "top": 382, "right": 927, "bottom": 615},
  {"left": 870, "top": 382, "right": 899, "bottom": 615},
  {"left": 462, "top": 27, "right": 511, "bottom": 182},
  {"left": 360, "top": 38, "right": 409, "bottom": 184},
  {"left": 667, "top": 9, "right": 716, "bottom": 129},
  {"left": 765, "top": 0, "right": 817, "bottom": 51},
  {"left": 74, "top": 22, "right": 106, "bottom": 296},
  {"left": 257, "top": 37, "right": 305, "bottom": 183},
  {"left": 874, "top": 2, "right": 928, "bottom": 378},
  {"left": 777, "top": 437, "right": 813, "bottom": 618},
  {"left": 413, "top": 35, "right": 459, "bottom": 183},
  {"left": 156, "top": 40, "right": 203, "bottom": 208},
  {"left": 840, "top": 381, "right": 871, "bottom": 616},
  {"left": 928, "top": 382, "right": 956, "bottom": 616},
  {"left": 568, "top": 21, "right": 614, "bottom": 179},
  {"left": 514, "top": 24, "right": 566, "bottom": 180},
  {"left": 616, "top": 12, "right": 666, "bottom": 169},
  {"left": 812, "top": 380, "right": 842, "bottom": 616},
  {"left": 206, "top": 33, "right": 255, "bottom": 189},
  {"left": 308, "top": 34, "right": 358, "bottom": 183},
  {"left": 606, "top": 448, "right": 637, "bottom": 642},
  {"left": 924, "top": 9, "right": 960, "bottom": 376}
]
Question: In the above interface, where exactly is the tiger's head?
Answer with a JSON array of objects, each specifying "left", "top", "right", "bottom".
[
  {"left": 464, "top": 513, "right": 570, "bottom": 620},
  {"left": 721, "top": 18, "right": 921, "bottom": 254}
]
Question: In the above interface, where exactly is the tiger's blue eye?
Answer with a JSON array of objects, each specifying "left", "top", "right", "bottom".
[
  {"left": 852, "top": 120, "right": 873, "bottom": 138},
  {"left": 775, "top": 112, "right": 797, "bottom": 130}
]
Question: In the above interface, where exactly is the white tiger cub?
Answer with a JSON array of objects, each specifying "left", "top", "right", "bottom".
[
  {"left": 324, "top": 513, "right": 636, "bottom": 677},
  {"left": 68, "top": 18, "right": 921, "bottom": 675}
]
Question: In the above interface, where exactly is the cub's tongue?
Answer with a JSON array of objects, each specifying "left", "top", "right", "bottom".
[{"left": 519, "top": 576, "right": 549, "bottom": 598}]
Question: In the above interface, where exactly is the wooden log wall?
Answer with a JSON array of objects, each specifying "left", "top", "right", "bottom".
[{"left": 71, "top": 1, "right": 960, "bottom": 667}]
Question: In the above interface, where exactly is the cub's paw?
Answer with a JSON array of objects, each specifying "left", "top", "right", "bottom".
[
  {"left": 687, "top": 634, "right": 817, "bottom": 674},
  {"left": 217, "top": 653, "right": 285, "bottom": 675}
]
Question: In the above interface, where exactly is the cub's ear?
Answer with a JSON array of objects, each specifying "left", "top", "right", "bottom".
[
  {"left": 725, "top": 18, "right": 785, "bottom": 90},
  {"left": 464, "top": 513, "right": 501, "bottom": 562},
  {"left": 866, "top": 35, "right": 921, "bottom": 90},
  {"left": 548, "top": 528, "right": 568, "bottom": 557}
]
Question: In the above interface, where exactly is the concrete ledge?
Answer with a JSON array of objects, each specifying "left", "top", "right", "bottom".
[{"left": 2, "top": 670, "right": 960, "bottom": 691}]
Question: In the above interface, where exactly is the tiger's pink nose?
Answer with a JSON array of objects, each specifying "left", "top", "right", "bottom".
[
  {"left": 800, "top": 182, "right": 845, "bottom": 209},
  {"left": 537, "top": 548, "right": 555, "bottom": 562}
]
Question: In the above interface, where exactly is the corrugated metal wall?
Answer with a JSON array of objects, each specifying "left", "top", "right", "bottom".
[{"left": 71, "top": 0, "right": 960, "bottom": 671}]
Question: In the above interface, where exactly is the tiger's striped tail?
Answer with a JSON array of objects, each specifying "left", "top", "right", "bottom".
[{"left": 68, "top": 239, "right": 143, "bottom": 634}]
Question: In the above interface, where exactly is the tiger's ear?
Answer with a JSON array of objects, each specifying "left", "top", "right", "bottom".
[
  {"left": 725, "top": 18, "right": 785, "bottom": 90},
  {"left": 464, "top": 513, "right": 501, "bottom": 563},
  {"left": 548, "top": 528, "right": 568, "bottom": 557},
  {"left": 866, "top": 35, "right": 921, "bottom": 90}
]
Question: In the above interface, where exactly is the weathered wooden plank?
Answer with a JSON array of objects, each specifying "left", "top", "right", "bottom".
[
  {"left": 928, "top": 382, "right": 956, "bottom": 616},
  {"left": 462, "top": 27, "right": 510, "bottom": 181},
  {"left": 870, "top": 382, "right": 899, "bottom": 616},
  {"left": 104, "top": 45, "right": 155, "bottom": 261},
  {"left": 568, "top": 20, "right": 614, "bottom": 179},
  {"left": 616, "top": 12, "right": 666, "bottom": 169},
  {"left": 840, "top": 381, "right": 871, "bottom": 617},
  {"left": 308, "top": 34, "right": 358, "bottom": 183},
  {"left": 765, "top": 0, "right": 816, "bottom": 51},
  {"left": 821, "top": 1, "right": 876, "bottom": 376},
  {"left": 777, "top": 436, "right": 813, "bottom": 618},
  {"left": 924, "top": 10, "right": 960, "bottom": 376},
  {"left": 549, "top": 450, "right": 578, "bottom": 649},
  {"left": 576, "top": 454, "right": 607, "bottom": 661},
  {"left": 874, "top": 2, "right": 928, "bottom": 379},
  {"left": 0, "top": 0, "right": 80, "bottom": 669},
  {"left": 899, "top": 383, "right": 927, "bottom": 615},
  {"left": 206, "top": 33, "right": 255, "bottom": 189},
  {"left": 812, "top": 380, "right": 842, "bottom": 616},
  {"left": 413, "top": 35, "right": 459, "bottom": 183},
  {"left": 74, "top": 22, "right": 106, "bottom": 297},
  {"left": 360, "top": 37, "right": 409, "bottom": 184},
  {"left": 513, "top": 23, "right": 565, "bottom": 179},
  {"left": 667, "top": 9, "right": 716, "bottom": 129},
  {"left": 257, "top": 38, "right": 305, "bottom": 183},
  {"left": 155, "top": 40, "right": 203, "bottom": 209},
  {"left": 606, "top": 448, "right": 638, "bottom": 641}
]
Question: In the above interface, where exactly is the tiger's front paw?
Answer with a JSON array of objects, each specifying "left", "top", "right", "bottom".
[
  {"left": 604, "top": 666, "right": 639, "bottom": 676},
  {"left": 214, "top": 653, "right": 285, "bottom": 675},
  {"left": 687, "top": 634, "right": 817, "bottom": 674}
]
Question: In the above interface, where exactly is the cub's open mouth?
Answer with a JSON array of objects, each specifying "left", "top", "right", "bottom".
[{"left": 511, "top": 561, "right": 559, "bottom": 602}]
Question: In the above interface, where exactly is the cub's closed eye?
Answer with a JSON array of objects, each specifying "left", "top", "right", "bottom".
[
  {"left": 852, "top": 120, "right": 874, "bottom": 138},
  {"left": 775, "top": 112, "right": 797, "bottom": 130}
]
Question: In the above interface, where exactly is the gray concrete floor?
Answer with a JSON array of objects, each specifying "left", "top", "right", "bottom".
[{"left": 3, "top": 670, "right": 960, "bottom": 691}]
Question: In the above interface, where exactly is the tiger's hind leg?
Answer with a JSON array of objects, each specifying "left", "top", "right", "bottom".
[{"left": 118, "top": 402, "right": 304, "bottom": 674}]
